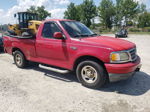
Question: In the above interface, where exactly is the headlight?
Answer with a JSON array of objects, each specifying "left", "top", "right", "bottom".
[{"left": 110, "top": 51, "right": 130, "bottom": 63}]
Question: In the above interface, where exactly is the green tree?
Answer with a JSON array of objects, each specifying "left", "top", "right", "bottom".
[
  {"left": 114, "top": 0, "right": 140, "bottom": 26},
  {"left": 114, "top": 0, "right": 124, "bottom": 27},
  {"left": 27, "top": 6, "right": 51, "bottom": 20},
  {"left": 139, "top": 3, "right": 146, "bottom": 13},
  {"left": 27, "top": 6, "right": 36, "bottom": 13},
  {"left": 132, "top": 3, "right": 147, "bottom": 27},
  {"left": 98, "top": 0, "right": 115, "bottom": 29},
  {"left": 138, "top": 12, "right": 150, "bottom": 28},
  {"left": 64, "top": 3, "right": 80, "bottom": 21},
  {"left": 80, "top": 0, "right": 97, "bottom": 27}
]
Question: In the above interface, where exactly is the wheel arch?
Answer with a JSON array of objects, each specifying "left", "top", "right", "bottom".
[
  {"left": 12, "top": 47, "right": 26, "bottom": 58},
  {"left": 73, "top": 55, "right": 107, "bottom": 72},
  {"left": 12, "top": 47, "right": 28, "bottom": 68}
]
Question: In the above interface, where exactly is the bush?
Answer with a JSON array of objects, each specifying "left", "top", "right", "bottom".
[
  {"left": 143, "top": 27, "right": 150, "bottom": 32},
  {"left": 128, "top": 28, "right": 141, "bottom": 32},
  {"left": 99, "top": 28, "right": 111, "bottom": 33}
]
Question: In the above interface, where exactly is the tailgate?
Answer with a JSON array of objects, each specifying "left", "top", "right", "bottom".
[{"left": 3, "top": 35, "right": 13, "bottom": 54}]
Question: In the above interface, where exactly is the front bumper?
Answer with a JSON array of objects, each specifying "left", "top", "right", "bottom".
[{"left": 105, "top": 56, "right": 141, "bottom": 82}]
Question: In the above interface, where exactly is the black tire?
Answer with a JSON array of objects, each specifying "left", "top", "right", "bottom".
[
  {"left": 115, "top": 35, "right": 118, "bottom": 38},
  {"left": 76, "top": 61, "right": 107, "bottom": 89},
  {"left": 13, "top": 50, "right": 28, "bottom": 68},
  {"left": 0, "top": 47, "right": 3, "bottom": 52}
]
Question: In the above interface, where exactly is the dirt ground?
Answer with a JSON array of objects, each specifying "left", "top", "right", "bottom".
[{"left": 0, "top": 34, "right": 150, "bottom": 112}]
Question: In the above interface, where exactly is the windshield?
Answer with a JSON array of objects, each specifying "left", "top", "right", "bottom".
[{"left": 60, "top": 21, "right": 97, "bottom": 38}]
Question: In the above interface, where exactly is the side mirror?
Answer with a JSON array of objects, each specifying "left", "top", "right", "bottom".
[{"left": 53, "top": 32, "right": 64, "bottom": 39}]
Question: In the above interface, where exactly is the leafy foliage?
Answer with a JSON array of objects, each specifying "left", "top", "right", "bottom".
[
  {"left": 138, "top": 12, "right": 150, "bottom": 28},
  {"left": 98, "top": 0, "right": 146, "bottom": 29},
  {"left": 80, "top": 0, "right": 97, "bottom": 27},
  {"left": 64, "top": 0, "right": 97, "bottom": 27},
  {"left": 26, "top": 1, "right": 150, "bottom": 32},
  {"left": 27, "top": 6, "right": 51, "bottom": 20},
  {"left": 98, "top": 0, "right": 115, "bottom": 29},
  {"left": 64, "top": 3, "right": 80, "bottom": 21}
]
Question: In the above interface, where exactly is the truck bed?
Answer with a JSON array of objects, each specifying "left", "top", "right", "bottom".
[
  {"left": 4, "top": 33, "right": 34, "bottom": 39},
  {"left": 3, "top": 34, "right": 37, "bottom": 60}
]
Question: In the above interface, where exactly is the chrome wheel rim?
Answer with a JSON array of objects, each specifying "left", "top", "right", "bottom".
[
  {"left": 81, "top": 66, "right": 98, "bottom": 84},
  {"left": 16, "top": 54, "right": 22, "bottom": 66}
]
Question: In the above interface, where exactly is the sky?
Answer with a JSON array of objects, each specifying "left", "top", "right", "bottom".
[{"left": 0, "top": 0, "right": 150, "bottom": 24}]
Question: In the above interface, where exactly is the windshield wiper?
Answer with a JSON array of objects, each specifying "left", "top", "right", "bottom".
[
  {"left": 74, "top": 33, "right": 99, "bottom": 38},
  {"left": 90, "top": 33, "right": 98, "bottom": 36},
  {"left": 74, "top": 34, "right": 90, "bottom": 38}
]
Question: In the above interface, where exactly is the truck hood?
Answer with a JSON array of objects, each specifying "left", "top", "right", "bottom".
[{"left": 81, "top": 36, "right": 135, "bottom": 51}]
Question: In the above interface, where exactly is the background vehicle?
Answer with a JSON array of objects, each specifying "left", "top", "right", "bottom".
[
  {"left": 3, "top": 19, "right": 141, "bottom": 89},
  {"left": 0, "top": 34, "right": 3, "bottom": 50},
  {"left": 8, "top": 12, "right": 41, "bottom": 36},
  {"left": 115, "top": 27, "right": 128, "bottom": 38}
]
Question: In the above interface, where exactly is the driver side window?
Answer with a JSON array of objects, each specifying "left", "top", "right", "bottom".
[{"left": 42, "top": 22, "right": 61, "bottom": 39}]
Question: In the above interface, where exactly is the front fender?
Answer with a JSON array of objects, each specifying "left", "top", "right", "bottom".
[{"left": 69, "top": 44, "right": 112, "bottom": 69}]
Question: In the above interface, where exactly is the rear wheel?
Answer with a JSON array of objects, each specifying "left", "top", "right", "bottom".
[
  {"left": 76, "top": 61, "right": 107, "bottom": 89},
  {"left": 13, "top": 50, "right": 28, "bottom": 68}
]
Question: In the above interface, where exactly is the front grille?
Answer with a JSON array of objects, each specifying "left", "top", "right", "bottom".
[{"left": 128, "top": 48, "right": 137, "bottom": 61}]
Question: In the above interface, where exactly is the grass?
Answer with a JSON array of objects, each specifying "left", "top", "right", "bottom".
[
  {"left": 92, "top": 28, "right": 150, "bottom": 35},
  {"left": 98, "top": 31, "right": 150, "bottom": 35},
  {"left": 128, "top": 32, "right": 150, "bottom": 35}
]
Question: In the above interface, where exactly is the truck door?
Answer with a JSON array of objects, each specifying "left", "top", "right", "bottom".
[{"left": 36, "top": 22, "right": 69, "bottom": 62}]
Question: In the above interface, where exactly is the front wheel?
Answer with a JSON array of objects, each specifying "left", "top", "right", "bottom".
[
  {"left": 76, "top": 61, "right": 107, "bottom": 89},
  {"left": 13, "top": 50, "right": 28, "bottom": 68}
]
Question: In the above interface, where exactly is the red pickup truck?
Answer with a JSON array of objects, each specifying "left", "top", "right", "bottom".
[{"left": 3, "top": 19, "right": 141, "bottom": 88}]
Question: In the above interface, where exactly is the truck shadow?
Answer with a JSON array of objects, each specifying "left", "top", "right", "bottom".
[
  {"left": 100, "top": 71, "right": 150, "bottom": 96},
  {"left": 0, "top": 49, "right": 4, "bottom": 54},
  {"left": 31, "top": 65, "right": 78, "bottom": 83},
  {"left": 29, "top": 65, "right": 150, "bottom": 96}
]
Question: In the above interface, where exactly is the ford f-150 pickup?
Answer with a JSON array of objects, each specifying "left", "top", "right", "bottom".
[{"left": 3, "top": 19, "right": 141, "bottom": 88}]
